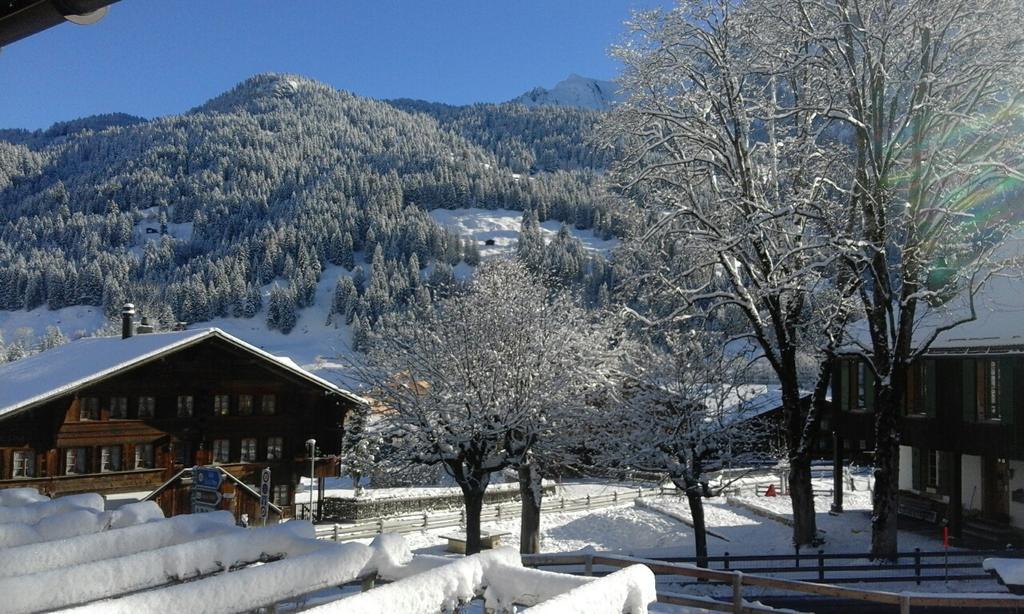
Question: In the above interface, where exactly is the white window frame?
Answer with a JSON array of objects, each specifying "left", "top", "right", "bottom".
[
  {"left": 12, "top": 450, "right": 34, "bottom": 478},
  {"left": 240, "top": 438, "right": 257, "bottom": 463},
  {"left": 80, "top": 397, "right": 99, "bottom": 421},
  {"left": 214, "top": 394, "right": 230, "bottom": 416},
  {"left": 212, "top": 439, "right": 231, "bottom": 463},
  {"left": 65, "top": 447, "right": 87, "bottom": 475},
  {"left": 266, "top": 437, "right": 283, "bottom": 461},
  {"left": 272, "top": 484, "right": 290, "bottom": 506},
  {"left": 101, "top": 446, "right": 122, "bottom": 472},
  {"left": 134, "top": 443, "right": 155, "bottom": 469}
]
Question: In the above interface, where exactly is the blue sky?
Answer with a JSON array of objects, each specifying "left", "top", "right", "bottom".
[{"left": 0, "top": 1, "right": 665, "bottom": 130}]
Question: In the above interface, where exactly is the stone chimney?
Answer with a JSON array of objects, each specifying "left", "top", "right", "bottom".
[
  {"left": 136, "top": 315, "right": 154, "bottom": 334},
  {"left": 121, "top": 303, "right": 135, "bottom": 339}
]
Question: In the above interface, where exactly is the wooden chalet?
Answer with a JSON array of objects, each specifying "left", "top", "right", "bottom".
[
  {"left": 0, "top": 305, "right": 365, "bottom": 521},
  {"left": 832, "top": 237, "right": 1024, "bottom": 544}
]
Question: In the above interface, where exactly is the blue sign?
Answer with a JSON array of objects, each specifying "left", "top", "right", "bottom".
[{"left": 194, "top": 466, "right": 223, "bottom": 490}]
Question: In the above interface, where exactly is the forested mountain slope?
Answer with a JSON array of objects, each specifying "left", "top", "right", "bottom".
[{"left": 0, "top": 73, "right": 621, "bottom": 348}]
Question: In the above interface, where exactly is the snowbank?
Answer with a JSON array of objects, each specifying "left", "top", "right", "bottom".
[
  {"left": 0, "top": 521, "right": 320, "bottom": 613},
  {"left": 0, "top": 500, "right": 164, "bottom": 549},
  {"left": 483, "top": 565, "right": 593, "bottom": 610},
  {"left": 0, "top": 492, "right": 103, "bottom": 525},
  {"left": 984, "top": 558, "right": 1024, "bottom": 586},
  {"left": 63, "top": 540, "right": 373, "bottom": 614},
  {"left": 0, "top": 487, "right": 48, "bottom": 507},
  {"left": 0, "top": 510, "right": 235, "bottom": 578},
  {"left": 522, "top": 564, "right": 657, "bottom": 614},
  {"left": 310, "top": 547, "right": 521, "bottom": 613}
]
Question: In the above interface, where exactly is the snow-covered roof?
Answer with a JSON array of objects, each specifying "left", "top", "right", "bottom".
[
  {"left": 844, "top": 233, "right": 1024, "bottom": 355},
  {"left": 704, "top": 383, "right": 822, "bottom": 426},
  {"left": 0, "top": 328, "right": 365, "bottom": 420}
]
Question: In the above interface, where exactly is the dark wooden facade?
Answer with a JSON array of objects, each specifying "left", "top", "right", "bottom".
[
  {"left": 832, "top": 352, "right": 1024, "bottom": 535},
  {"left": 0, "top": 332, "right": 361, "bottom": 520}
]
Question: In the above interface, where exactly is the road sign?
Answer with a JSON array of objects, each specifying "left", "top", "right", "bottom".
[
  {"left": 192, "top": 488, "right": 223, "bottom": 507},
  {"left": 194, "top": 466, "right": 223, "bottom": 490},
  {"left": 259, "top": 468, "right": 271, "bottom": 524}
]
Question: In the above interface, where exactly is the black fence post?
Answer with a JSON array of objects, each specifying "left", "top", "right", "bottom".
[
  {"left": 795, "top": 544, "right": 800, "bottom": 568},
  {"left": 818, "top": 549, "right": 825, "bottom": 581},
  {"left": 914, "top": 548, "right": 922, "bottom": 585},
  {"left": 723, "top": 552, "right": 730, "bottom": 571}
]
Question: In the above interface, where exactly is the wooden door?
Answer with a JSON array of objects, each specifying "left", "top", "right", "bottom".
[{"left": 983, "top": 457, "right": 1010, "bottom": 521}]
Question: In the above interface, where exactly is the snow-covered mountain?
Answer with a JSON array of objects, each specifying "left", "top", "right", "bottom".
[{"left": 510, "top": 74, "right": 623, "bottom": 111}]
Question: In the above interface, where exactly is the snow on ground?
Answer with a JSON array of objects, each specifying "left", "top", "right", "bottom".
[
  {"left": 429, "top": 208, "right": 619, "bottom": 258},
  {"left": 0, "top": 305, "right": 108, "bottom": 346}
]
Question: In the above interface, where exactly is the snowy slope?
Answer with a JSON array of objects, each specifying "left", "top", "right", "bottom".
[
  {"left": 429, "top": 208, "right": 619, "bottom": 258},
  {"left": 510, "top": 74, "right": 622, "bottom": 110}
]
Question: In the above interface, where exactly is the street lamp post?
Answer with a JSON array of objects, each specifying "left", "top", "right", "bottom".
[{"left": 305, "top": 438, "right": 316, "bottom": 521}]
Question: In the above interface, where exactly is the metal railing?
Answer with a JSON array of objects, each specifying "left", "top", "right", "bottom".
[{"left": 314, "top": 486, "right": 668, "bottom": 541}]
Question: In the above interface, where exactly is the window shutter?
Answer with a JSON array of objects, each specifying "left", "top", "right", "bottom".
[
  {"left": 840, "top": 362, "right": 850, "bottom": 412},
  {"left": 864, "top": 367, "right": 875, "bottom": 411},
  {"left": 924, "top": 360, "right": 937, "bottom": 417},
  {"left": 962, "top": 360, "right": 976, "bottom": 422},
  {"left": 912, "top": 447, "right": 922, "bottom": 491},
  {"left": 1001, "top": 358, "right": 1015, "bottom": 425}
]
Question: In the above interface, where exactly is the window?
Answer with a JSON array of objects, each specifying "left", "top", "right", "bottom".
[
  {"left": 266, "top": 437, "right": 283, "bottom": 461},
  {"left": 240, "top": 438, "right": 257, "bottom": 462},
  {"left": 838, "top": 360, "right": 873, "bottom": 412},
  {"left": 138, "top": 396, "right": 156, "bottom": 418},
  {"left": 260, "top": 395, "right": 276, "bottom": 415},
  {"left": 212, "top": 439, "right": 231, "bottom": 463},
  {"left": 905, "top": 360, "right": 936, "bottom": 417},
  {"left": 272, "top": 484, "right": 290, "bottom": 506},
  {"left": 101, "top": 446, "right": 122, "bottom": 472},
  {"left": 926, "top": 450, "right": 940, "bottom": 489},
  {"left": 214, "top": 395, "right": 230, "bottom": 416},
  {"left": 177, "top": 396, "right": 194, "bottom": 418},
  {"left": 65, "top": 448, "right": 87, "bottom": 475},
  {"left": 12, "top": 450, "right": 34, "bottom": 478},
  {"left": 978, "top": 359, "right": 1002, "bottom": 421},
  {"left": 110, "top": 397, "right": 128, "bottom": 419},
  {"left": 80, "top": 397, "right": 99, "bottom": 420},
  {"left": 134, "top": 444, "right": 154, "bottom": 469},
  {"left": 172, "top": 441, "right": 189, "bottom": 466},
  {"left": 238, "top": 394, "right": 254, "bottom": 416}
]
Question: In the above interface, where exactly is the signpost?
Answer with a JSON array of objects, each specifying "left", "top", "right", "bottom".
[
  {"left": 259, "top": 467, "right": 271, "bottom": 526},
  {"left": 191, "top": 466, "right": 224, "bottom": 514}
]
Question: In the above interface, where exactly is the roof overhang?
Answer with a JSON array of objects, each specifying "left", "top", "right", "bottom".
[
  {"left": 0, "top": 327, "right": 367, "bottom": 421},
  {"left": 0, "top": 0, "right": 118, "bottom": 47}
]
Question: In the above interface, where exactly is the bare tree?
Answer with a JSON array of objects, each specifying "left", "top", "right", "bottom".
[
  {"left": 354, "top": 259, "right": 619, "bottom": 554},
  {"left": 606, "top": 0, "right": 853, "bottom": 548},
  {"left": 600, "top": 328, "right": 765, "bottom": 566},
  {"left": 780, "top": 0, "right": 1024, "bottom": 559}
]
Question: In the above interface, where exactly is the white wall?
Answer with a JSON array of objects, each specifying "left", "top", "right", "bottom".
[
  {"left": 899, "top": 445, "right": 914, "bottom": 491},
  {"left": 962, "top": 454, "right": 982, "bottom": 512},
  {"left": 1009, "top": 460, "right": 1024, "bottom": 529}
]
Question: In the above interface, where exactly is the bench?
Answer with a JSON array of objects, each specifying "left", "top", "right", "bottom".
[
  {"left": 898, "top": 498, "right": 939, "bottom": 523},
  {"left": 441, "top": 531, "right": 511, "bottom": 553}
]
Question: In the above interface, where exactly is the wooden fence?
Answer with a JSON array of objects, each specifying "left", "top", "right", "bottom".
[
  {"left": 314, "top": 486, "right": 667, "bottom": 541},
  {"left": 522, "top": 552, "right": 1024, "bottom": 613}
]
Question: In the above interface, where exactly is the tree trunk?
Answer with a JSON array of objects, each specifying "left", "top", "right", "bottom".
[
  {"left": 871, "top": 388, "right": 900, "bottom": 560},
  {"left": 780, "top": 379, "right": 818, "bottom": 547},
  {"left": 686, "top": 481, "right": 709, "bottom": 567},
  {"left": 462, "top": 485, "right": 486, "bottom": 555},
  {"left": 788, "top": 461, "right": 817, "bottom": 546},
  {"left": 517, "top": 463, "right": 543, "bottom": 554}
]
